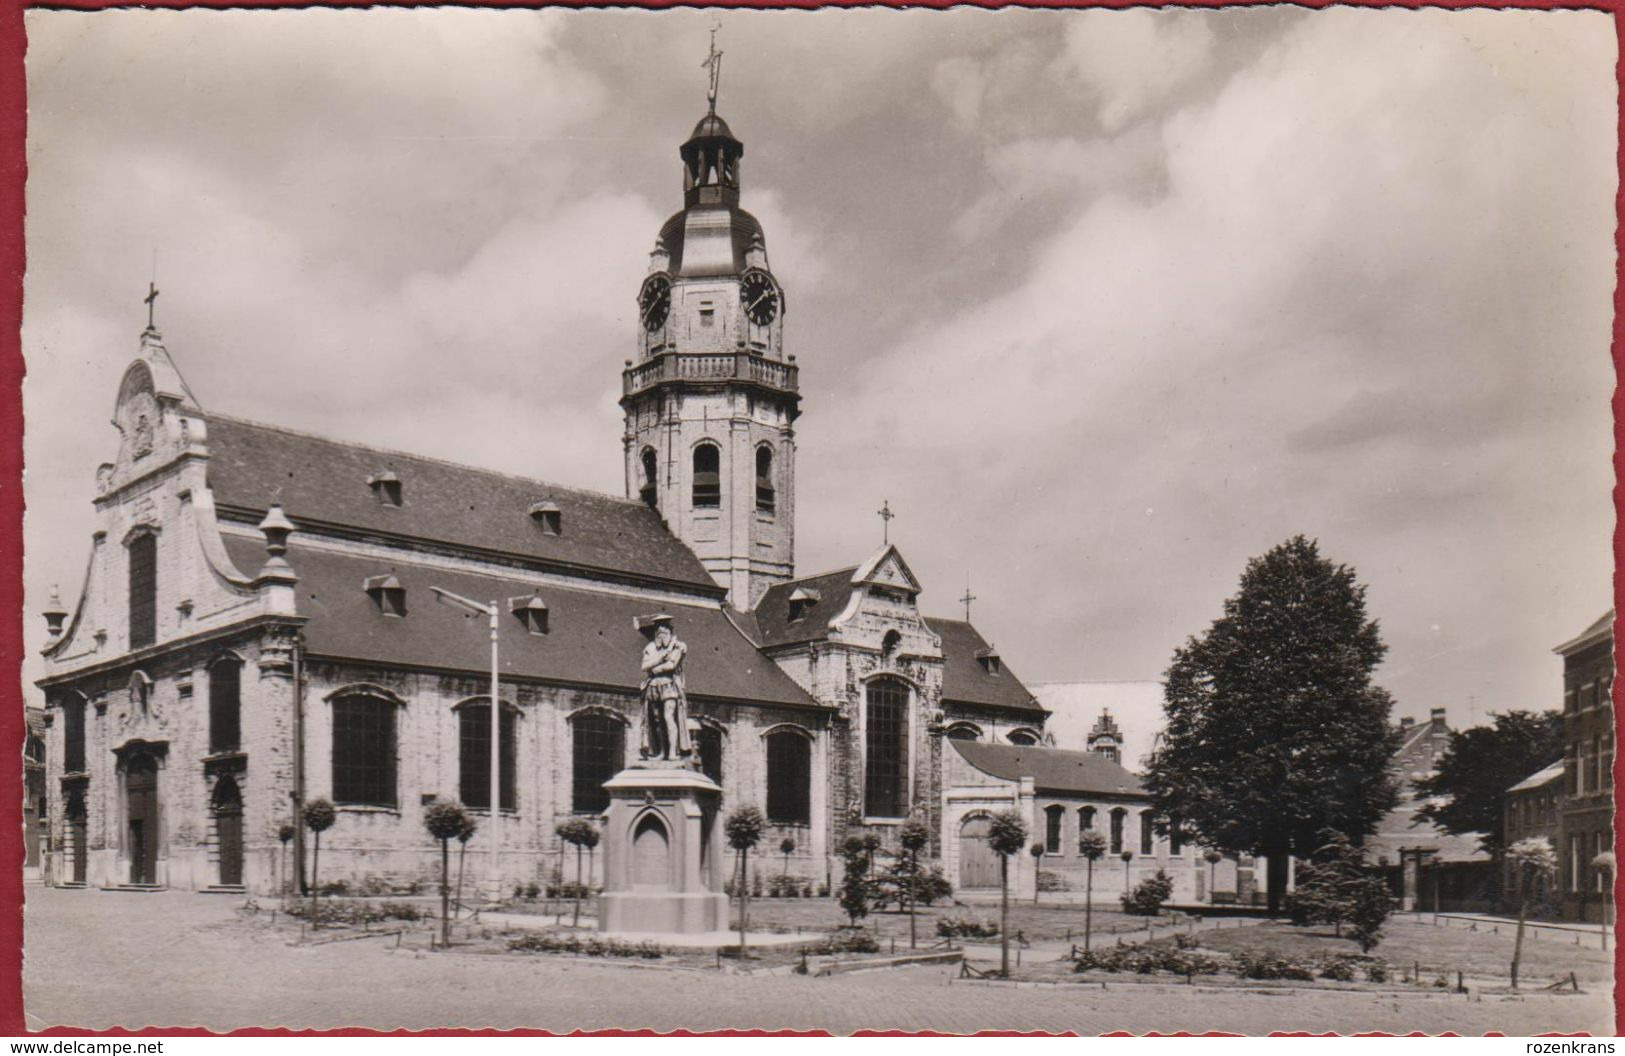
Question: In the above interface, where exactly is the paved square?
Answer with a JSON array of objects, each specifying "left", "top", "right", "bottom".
[{"left": 22, "top": 888, "right": 1614, "bottom": 1035}]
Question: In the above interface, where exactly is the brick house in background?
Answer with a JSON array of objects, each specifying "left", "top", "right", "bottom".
[
  {"left": 1503, "top": 760, "right": 1564, "bottom": 911},
  {"left": 1366, "top": 708, "right": 1494, "bottom": 912},
  {"left": 1555, "top": 611, "right": 1614, "bottom": 922}
]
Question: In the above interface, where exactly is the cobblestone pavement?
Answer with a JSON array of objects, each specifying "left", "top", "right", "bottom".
[{"left": 22, "top": 889, "right": 1613, "bottom": 1035}]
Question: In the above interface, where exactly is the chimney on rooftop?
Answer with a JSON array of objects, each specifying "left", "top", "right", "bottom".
[
  {"left": 1399, "top": 717, "right": 1415, "bottom": 730},
  {"left": 1430, "top": 707, "right": 1447, "bottom": 727}
]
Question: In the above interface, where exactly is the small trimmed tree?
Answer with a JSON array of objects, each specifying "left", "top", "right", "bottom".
[
  {"left": 302, "top": 798, "right": 336, "bottom": 927},
  {"left": 898, "top": 817, "right": 930, "bottom": 949},
  {"left": 725, "top": 806, "right": 765, "bottom": 953},
  {"left": 1203, "top": 849, "right": 1223, "bottom": 905},
  {"left": 838, "top": 835, "right": 874, "bottom": 926},
  {"left": 1030, "top": 843, "right": 1045, "bottom": 904},
  {"left": 277, "top": 824, "right": 297, "bottom": 896},
  {"left": 987, "top": 810, "right": 1029, "bottom": 977},
  {"left": 1077, "top": 831, "right": 1107, "bottom": 951},
  {"left": 555, "top": 819, "right": 600, "bottom": 929},
  {"left": 780, "top": 836, "right": 796, "bottom": 883},
  {"left": 454, "top": 812, "right": 478, "bottom": 918},
  {"left": 1508, "top": 836, "right": 1557, "bottom": 989},
  {"left": 424, "top": 800, "right": 471, "bottom": 948}
]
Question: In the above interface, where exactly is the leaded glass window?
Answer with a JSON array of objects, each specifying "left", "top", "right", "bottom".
[
  {"left": 864, "top": 679, "right": 909, "bottom": 818},
  {"left": 459, "top": 703, "right": 517, "bottom": 811},
  {"left": 332, "top": 695, "right": 397, "bottom": 807}
]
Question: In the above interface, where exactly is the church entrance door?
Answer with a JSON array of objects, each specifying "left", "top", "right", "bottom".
[
  {"left": 125, "top": 755, "right": 159, "bottom": 885},
  {"left": 958, "top": 815, "right": 1000, "bottom": 890},
  {"left": 66, "top": 787, "right": 87, "bottom": 884},
  {"left": 213, "top": 777, "right": 244, "bottom": 887}
]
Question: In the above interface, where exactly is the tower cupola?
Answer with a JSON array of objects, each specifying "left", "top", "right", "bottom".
[{"left": 681, "top": 113, "right": 744, "bottom": 208}]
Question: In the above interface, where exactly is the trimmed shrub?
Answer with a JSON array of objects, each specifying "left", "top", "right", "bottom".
[
  {"left": 506, "top": 933, "right": 663, "bottom": 959},
  {"left": 1232, "top": 950, "right": 1318, "bottom": 981},
  {"left": 1072, "top": 940, "right": 1223, "bottom": 977},
  {"left": 1364, "top": 959, "right": 1391, "bottom": 983},
  {"left": 1120, "top": 870, "right": 1174, "bottom": 916},
  {"left": 935, "top": 914, "right": 999, "bottom": 939},
  {"left": 281, "top": 898, "right": 427, "bottom": 926},
  {"left": 806, "top": 929, "right": 882, "bottom": 955}
]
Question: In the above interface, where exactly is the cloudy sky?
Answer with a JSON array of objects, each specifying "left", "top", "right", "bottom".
[{"left": 21, "top": 7, "right": 1616, "bottom": 725}]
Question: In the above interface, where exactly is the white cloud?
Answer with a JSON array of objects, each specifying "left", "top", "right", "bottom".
[{"left": 1052, "top": 10, "right": 1217, "bottom": 132}]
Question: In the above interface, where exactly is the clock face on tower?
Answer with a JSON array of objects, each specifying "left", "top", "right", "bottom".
[
  {"left": 639, "top": 275, "right": 671, "bottom": 333},
  {"left": 741, "top": 270, "right": 779, "bottom": 327}
]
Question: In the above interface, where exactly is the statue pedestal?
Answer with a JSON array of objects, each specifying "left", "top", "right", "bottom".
[{"left": 596, "top": 766, "right": 728, "bottom": 935}]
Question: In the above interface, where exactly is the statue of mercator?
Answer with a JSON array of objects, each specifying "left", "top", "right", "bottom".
[{"left": 638, "top": 617, "right": 694, "bottom": 765}]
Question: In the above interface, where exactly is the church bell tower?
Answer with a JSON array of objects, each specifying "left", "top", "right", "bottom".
[{"left": 621, "top": 49, "right": 798, "bottom": 611}]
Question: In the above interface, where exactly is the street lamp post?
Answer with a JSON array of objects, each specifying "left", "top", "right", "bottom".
[{"left": 432, "top": 587, "right": 502, "bottom": 903}]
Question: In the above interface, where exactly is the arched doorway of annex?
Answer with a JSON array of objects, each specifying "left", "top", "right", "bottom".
[{"left": 957, "top": 812, "right": 1001, "bottom": 891}]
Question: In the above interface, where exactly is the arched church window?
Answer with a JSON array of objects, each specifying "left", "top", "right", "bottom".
[
  {"left": 570, "top": 711, "right": 624, "bottom": 814},
  {"left": 458, "top": 702, "right": 517, "bottom": 811},
  {"left": 1007, "top": 729, "right": 1039, "bottom": 747},
  {"left": 755, "top": 446, "right": 775, "bottom": 513},
  {"left": 765, "top": 729, "right": 811, "bottom": 824},
  {"left": 1140, "top": 810, "right": 1156, "bottom": 856},
  {"left": 128, "top": 531, "right": 157, "bottom": 649},
  {"left": 944, "top": 723, "right": 981, "bottom": 742},
  {"left": 695, "top": 724, "right": 724, "bottom": 787},
  {"left": 864, "top": 678, "right": 909, "bottom": 818},
  {"left": 1044, "top": 804, "right": 1065, "bottom": 854},
  {"left": 208, "top": 656, "right": 242, "bottom": 755},
  {"left": 1169, "top": 814, "right": 1185, "bottom": 857},
  {"left": 331, "top": 694, "right": 397, "bottom": 808},
  {"left": 640, "top": 448, "right": 658, "bottom": 509},
  {"left": 692, "top": 444, "right": 721, "bottom": 508},
  {"left": 1109, "top": 808, "right": 1127, "bottom": 855},
  {"left": 1077, "top": 807, "right": 1096, "bottom": 852},
  {"left": 62, "top": 693, "right": 86, "bottom": 774}
]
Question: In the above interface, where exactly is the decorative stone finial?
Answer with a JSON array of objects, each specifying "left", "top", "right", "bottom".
[
  {"left": 258, "top": 504, "right": 296, "bottom": 563},
  {"left": 42, "top": 585, "right": 67, "bottom": 638},
  {"left": 255, "top": 506, "right": 299, "bottom": 616}
]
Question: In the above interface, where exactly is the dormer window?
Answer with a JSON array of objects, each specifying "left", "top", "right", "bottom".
[
  {"left": 528, "top": 500, "right": 562, "bottom": 536},
  {"left": 364, "top": 574, "right": 407, "bottom": 617},
  {"left": 976, "top": 648, "right": 1002, "bottom": 676},
  {"left": 368, "top": 470, "right": 402, "bottom": 507},
  {"left": 787, "top": 586, "right": 820, "bottom": 622},
  {"left": 509, "top": 591, "right": 549, "bottom": 635},
  {"left": 881, "top": 629, "right": 902, "bottom": 657}
]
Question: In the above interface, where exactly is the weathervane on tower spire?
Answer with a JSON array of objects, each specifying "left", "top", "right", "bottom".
[{"left": 701, "top": 23, "right": 724, "bottom": 114}]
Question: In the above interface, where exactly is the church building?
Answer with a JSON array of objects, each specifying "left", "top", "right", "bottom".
[{"left": 36, "top": 84, "right": 1075, "bottom": 897}]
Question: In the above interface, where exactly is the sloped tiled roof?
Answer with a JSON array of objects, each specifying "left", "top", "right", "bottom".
[
  {"left": 926, "top": 618, "right": 1042, "bottom": 714},
  {"left": 206, "top": 416, "right": 718, "bottom": 592},
  {"left": 1365, "top": 797, "right": 1489, "bottom": 865},
  {"left": 222, "top": 536, "right": 817, "bottom": 709},
  {"left": 1555, "top": 610, "right": 1614, "bottom": 656},
  {"left": 950, "top": 740, "right": 1145, "bottom": 796},
  {"left": 747, "top": 568, "right": 860, "bottom": 647},
  {"left": 1508, "top": 760, "right": 1565, "bottom": 794}
]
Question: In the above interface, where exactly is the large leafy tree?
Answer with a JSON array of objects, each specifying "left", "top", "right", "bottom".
[
  {"left": 1144, "top": 536, "right": 1400, "bottom": 914},
  {"left": 1413, "top": 710, "right": 1562, "bottom": 856}
]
